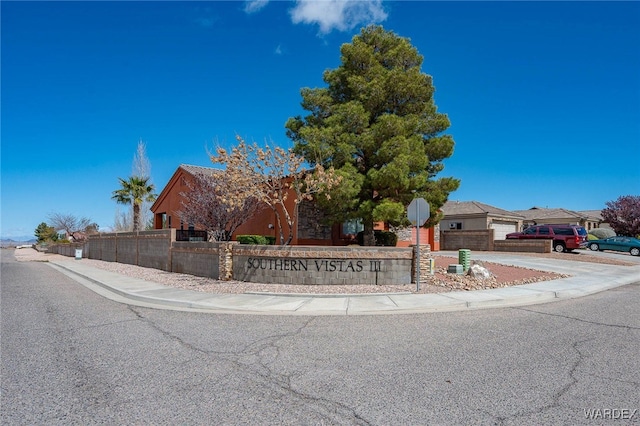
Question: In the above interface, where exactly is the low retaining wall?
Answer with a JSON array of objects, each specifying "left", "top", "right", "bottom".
[
  {"left": 115, "top": 232, "right": 138, "bottom": 265},
  {"left": 441, "top": 229, "right": 495, "bottom": 251},
  {"left": 47, "top": 242, "right": 87, "bottom": 258},
  {"left": 138, "top": 231, "right": 173, "bottom": 271},
  {"left": 89, "top": 233, "right": 116, "bottom": 261},
  {"left": 441, "top": 230, "right": 554, "bottom": 254},
  {"left": 87, "top": 230, "right": 174, "bottom": 270},
  {"left": 493, "top": 239, "right": 551, "bottom": 253},
  {"left": 171, "top": 242, "right": 222, "bottom": 278},
  {"left": 233, "top": 245, "right": 414, "bottom": 285},
  {"left": 50, "top": 232, "right": 428, "bottom": 285}
]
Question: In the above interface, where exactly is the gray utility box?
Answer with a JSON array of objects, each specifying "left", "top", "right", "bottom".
[{"left": 447, "top": 264, "right": 464, "bottom": 274}]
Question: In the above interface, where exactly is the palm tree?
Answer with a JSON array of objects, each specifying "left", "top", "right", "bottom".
[{"left": 112, "top": 176, "right": 157, "bottom": 232}]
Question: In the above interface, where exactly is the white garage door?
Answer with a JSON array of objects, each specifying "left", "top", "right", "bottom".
[{"left": 490, "top": 222, "right": 517, "bottom": 240}]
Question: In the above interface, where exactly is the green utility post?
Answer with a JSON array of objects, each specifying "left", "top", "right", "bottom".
[{"left": 458, "top": 249, "right": 471, "bottom": 272}]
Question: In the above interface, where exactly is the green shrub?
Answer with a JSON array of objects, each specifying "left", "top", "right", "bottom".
[
  {"left": 264, "top": 236, "right": 276, "bottom": 245},
  {"left": 236, "top": 235, "right": 268, "bottom": 245},
  {"left": 376, "top": 230, "right": 398, "bottom": 246},
  {"left": 356, "top": 230, "right": 398, "bottom": 246},
  {"left": 589, "top": 228, "right": 616, "bottom": 239}
]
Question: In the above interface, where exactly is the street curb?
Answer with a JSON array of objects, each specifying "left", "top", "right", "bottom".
[{"left": 48, "top": 260, "right": 640, "bottom": 316}]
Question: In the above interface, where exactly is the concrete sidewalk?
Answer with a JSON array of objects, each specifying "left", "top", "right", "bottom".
[{"left": 48, "top": 254, "right": 640, "bottom": 316}]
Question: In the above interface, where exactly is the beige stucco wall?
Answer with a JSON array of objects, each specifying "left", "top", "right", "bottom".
[{"left": 440, "top": 216, "right": 489, "bottom": 231}]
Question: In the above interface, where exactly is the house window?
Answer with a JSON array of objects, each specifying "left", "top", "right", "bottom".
[
  {"left": 449, "top": 222, "right": 462, "bottom": 230},
  {"left": 342, "top": 219, "right": 364, "bottom": 236}
]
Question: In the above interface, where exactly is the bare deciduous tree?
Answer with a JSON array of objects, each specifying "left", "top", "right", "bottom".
[
  {"left": 132, "top": 139, "right": 151, "bottom": 180},
  {"left": 177, "top": 169, "right": 263, "bottom": 241},
  {"left": 132, "top": 140, "right": 154, "bottom": 230},
  {"left": 112, "top": 207, "right": 132, "bottom": 232},
  {"left": 48, "top": 213, "right": 94, "bottom": 241},
  {"left": 210, "top": 136, "right": 341, "bottom": 245}
]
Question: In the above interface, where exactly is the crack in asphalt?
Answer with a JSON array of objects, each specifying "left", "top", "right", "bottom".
[
  {"left": 512, "top": 307, "right": 640, "bottom": 330},
  {"left": 588, "top": 374, "right": 640, "bottom": 386},
  {"left": 494, "top": 338, "right": 592, "bottom": 424},
  {"left": 548, "top": 339, "right": 588, "bottom": 409},
  {"left": 126, "top": 308, "right": 372, "bottom": 424},
  {"left": 222, "top": 316, "right": 373, "bottom": 425},
  {"left": 49, "top": 318, "right": 141, "bottom": 334},
  {"left": 126, "top": 306, "right": 213, "bottom": 356}
]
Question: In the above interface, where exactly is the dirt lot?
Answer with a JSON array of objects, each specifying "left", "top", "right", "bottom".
[{"left": 10, "top": 247, "right": 636, "bottom": 295}]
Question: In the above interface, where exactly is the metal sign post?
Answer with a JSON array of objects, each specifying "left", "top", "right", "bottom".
[
  {"left": 416, "top": 207, "right": 421, "bottom": 291},
  {"left": 407, "top": 197, "right": 430, "bottom": 292}
]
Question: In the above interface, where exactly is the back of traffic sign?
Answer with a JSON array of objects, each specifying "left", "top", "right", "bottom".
[{"left": 407, "top": 197, "right": 430, "bottom": 227}]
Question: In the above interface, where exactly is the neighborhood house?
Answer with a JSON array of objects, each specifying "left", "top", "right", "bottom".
[{"left": 150, "top": 164, "right": 439, "bottom": 249}]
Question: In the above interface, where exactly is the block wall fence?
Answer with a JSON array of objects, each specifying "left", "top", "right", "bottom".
[
  {"left": 47, "top": 231, "right": 422, "bottom": 285},
  {"left": 441, "top": 229, "right": 495, "bottom": 251},
  {"left": 45, "top": 229, "right": 549, "bottom": 286}
]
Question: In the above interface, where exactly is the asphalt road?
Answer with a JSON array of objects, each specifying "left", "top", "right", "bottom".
[{"left": 2, "top": 252, "right": 639, "bottom": 425}]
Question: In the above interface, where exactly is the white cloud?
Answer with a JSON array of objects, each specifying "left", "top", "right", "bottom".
[
  {"left": 290, "top": 0, "right": 388, "bottom": 35},
  {"left": 244, "top": 0, "right": 270, "bottom": 14},
  {"left": 275, "top": 44, "right": 283, "bottom": 55}
]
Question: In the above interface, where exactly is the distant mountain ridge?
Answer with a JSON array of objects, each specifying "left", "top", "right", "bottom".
[{"left": 1, "top": 236, "right": 37, "bottom": 247}]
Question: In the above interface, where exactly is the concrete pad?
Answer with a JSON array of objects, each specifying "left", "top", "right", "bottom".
[
  {"left": 187, "top": 293, "right": 310, "bottom": 312},
  {"left": 438, "top": 290, "right": 505, "bottom": 308},
  {"left": 346, "top": 295, "right": 400, "bottom": 313},
  {"left": 440, "top": 290, "right": 501, "bottom": 302},
  {"left": 293, "top": 297, "right": 349, "bottom": 314},
  {"left": 388, "top": 294, "right": 468, "bottom": 311},
  {"left": 243, "top": 295, "right": 312, "bottom": 311},
  {"left": 523, "top": 279, "right": 586, "bottom": 293},
  {"left": 192, "top": 294, "right": 277, "bottom": 309},
  {"left": 471, "top": 287, "right": 557, "bottom": 306},
  {"left": 107, "top": 280, "right": 168, "bottom": 292},
  {"left": 135, "top": 288, "right": 218, "bottom": 302}
]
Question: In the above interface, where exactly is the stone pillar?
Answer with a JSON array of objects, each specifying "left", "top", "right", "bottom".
[
  {"left": 218, "top": 242, "right": 236, "bottom": 281},
  {"left": 412, "top": 244, "right": 432, "bottom": 283}
]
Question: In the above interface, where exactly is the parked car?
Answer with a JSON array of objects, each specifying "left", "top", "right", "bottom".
[
  {"left": 587, "top": 236, "right": 640, "bottom": 256},
  {"left": 506, "top": 224, "right": 588, "bottom": 253}
]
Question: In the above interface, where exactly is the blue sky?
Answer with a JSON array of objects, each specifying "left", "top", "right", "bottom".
[{"left": 2, "top": 1, "right": 639, "bottom": 239}]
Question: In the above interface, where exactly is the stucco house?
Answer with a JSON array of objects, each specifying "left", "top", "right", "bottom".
[
  {"left": 578, "top": 209, "right": 609, "bottom": 229},
  {"left": 512, "top": 207, "right": 601, "bottom": 231},
  {"left": 151, "top": 164, "right": 439, "bottom": 248},
  {"left": 440, "top": 201, "right": 524, "bottom": 240}
]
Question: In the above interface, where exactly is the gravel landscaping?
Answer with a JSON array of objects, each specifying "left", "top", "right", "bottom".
[{"left": 11, "top": 247, "right": 634, "bottom": 295}]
